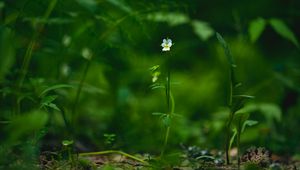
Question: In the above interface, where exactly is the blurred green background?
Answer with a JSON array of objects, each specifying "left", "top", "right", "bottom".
[{"left": 0, "top": 0, "right": 300, "bottom": 168}]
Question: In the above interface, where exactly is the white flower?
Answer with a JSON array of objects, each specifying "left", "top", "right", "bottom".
[
  {"left": 61, "top": 63, "right": 70, "bottom": 77},
  {"left": 161, "top": 38, "right": 173, "bottom": 51},
  {"left": 81, "top": 47, "right": 92, "bottom": 60},
  {"left": 62, "top": 35, "right": 71, "bottom": 47}
]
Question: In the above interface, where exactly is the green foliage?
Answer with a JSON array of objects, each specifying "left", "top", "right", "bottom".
[
  {"left": 0, "top": 0, "right": 299, "bottom": 168},
  {"left": 216, "top": 32, "right": 236, "bottom": 68},
  {"left": 76, "top": 0, "right": 98, "bottom": 12},
  {"left": 269, "top": 18, "right": 299, "bottom": 48},
  {"left": 40, "top": 95, "right": 60, "bottom": 111},
  {"left": 191, "top": 20, "right": 214, "bottom": 41},
  {"left": 248, "top": 17, "right": 299, "bottom": 48},
  {"left": 249, "top": 18, "right": 266, "bottom": 43},
  {"left": 147, "top": 12, "right": 214, "bottom": 41},
  {"left": 0, "top": 27, "right": 15, "bottom": 82},
  {"left": 62, "top": 140, "right": 74, "bottom": 146},
  {"left": 239, "top": 103, "right": 282, "bottom": 123},
  {"left": 5, "top": 110, "right": 48, "bottom": 143},
  {"left": 104, "top": 133, "right": 116, "bottom": 145},
  {"left": 39, "top": 84, "right": 74, "bottom": 97},
  {"left": 147, "top": 12, "right": 190, "bottom": 26},
  {"left": 106, "top": 0, "right": 132, "bottom": 13},
  {"left": 216, "top": 33, "right": 257, "bottom": 165}
]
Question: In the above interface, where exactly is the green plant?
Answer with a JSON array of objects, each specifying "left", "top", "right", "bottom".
[
  {"left": 150, "top": 38, "right": 177, "bottom": 158},
  {"left": 216, "top": 33, "right": 257, "bottom": 167},
  {"left": 104, "top": 133, "right": 116, "bottom": 146},
  {"left": 248, "top": 17, "right": 299, "bottom": 48},
  {"left": 62, "top": 139, "right": 74, "bottom": 164},
  {"left": 14, "top": 0, "right": 58, "bottom": 116}
]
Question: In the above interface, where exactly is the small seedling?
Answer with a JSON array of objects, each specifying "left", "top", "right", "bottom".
[
  {"left": 62, "top": 139, "right": 74, "bottom": 164},
  {"left": 104, "top": 133, "right": 116, "bottom": 147}
]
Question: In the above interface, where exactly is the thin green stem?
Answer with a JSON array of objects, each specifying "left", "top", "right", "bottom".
[
  {"left": 165, "top": 69, "right": 171, "bottom": 114},
  {"left": 161, "top": 126, "right": 170, "bottom": 157},
  {"left": 225, "top": 67, "right": 234, "bottom": 165},
  {"left": 225, "top": 112, "right": 233, "bottom": 165},
  {"left": 170, "top": 91, "right": 175, "bottom": 115},
  {"left": 237, "top": 120, "right": 242, "bottom": 170},
  {"left": 71, "top": 59, "right": 91, "bottom": 131},
  {"left": 15, "top": 0, "right": 58, "bottom": 116},
  {"left": 18, "top": 41, "right": 35, "bottom": 90},
  {"left": 78, "top": 150, "right": 148, "bottom": 164},
  {"left": 18, "top": 0, "right": 57, "bottom": 89},
  {"left": 161, "top": 67, "right": 174, "bottom": 158}
]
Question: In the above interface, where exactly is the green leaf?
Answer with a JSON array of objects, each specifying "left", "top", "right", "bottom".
[
  {"left": 233, "top": 112, "right": 250, "bottom": 127},
  {"left": 76, "top": 0, "right": 98, "bottom": 12},
  {"left": 235, "top": 104, "right": 256, "bottom": 114},
  {"left": 149, "top": 65, "right": 160, "bottom": 72},
  {"left": 0, "top": 26, "right": 15, "bottom": 82},
  {"left": 62, "top": 140, "right": 74, "bottom": 146},
  {"left": 162, "top": 115, "right": 171, "bottom": 127},
  {"left": 238, "top": 103, "right": 282, "bottom": 122},
  {"left": 248, "top": 18, "right": 266, "bottom": 42},
  {"left": 152, "top": 112, "right": 164, "bottom": 116},
  {"left": 196, "top": 155, "right": 215, "bottom": 160},
  {"left": 39, "top": 84, "right": 73, "bottom": 97},
  {"left": 147, "top": 12, "right": 190, "bottom": 26},
  {"left": 106, "top": 0, "right": 132, "bottom": 13},
  {"left": 233, "top": 95, "right": 255, "bottom": 99},
  {"left": 234, "top": 82, "right": 242, "bottom": 88},
  {"left": 258, "top": 103, "right": 281, "bottom": 122},
  {"left": 216, "top": 32, "right": 236, "bottom": 68},
  {"left": 40, "top": 95, "right": 61, "bottom": 111},
  {"left": 41, "top": 95, "right": 58, "bottom": 105},
  {"left": 229, "top": 128, "right": 237, "bottom": 151},
  {"left": 150, "top": 84, "right": 165, "bottom": 90},
  {"left": 269, "top": 18, "right": 299, "bottom": 48},
  {"left": 242, "top": 120, "right": 258, "bottom": 132},
  {"left": 23, "top": 17, "right": 74, "bottom": 25},
  {"left": 46, "top": 103, "right": 61, "bottom": 112},
  {"left": 172, "top": 113, "right": 182, "bottom": 118},
  {"left": 191, "top": 20, "right": 214, "bottom": 41}
]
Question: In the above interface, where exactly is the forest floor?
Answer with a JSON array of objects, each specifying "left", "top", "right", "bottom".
[{"left": 39, "top": 146, "right": 300, "bottom": 170}]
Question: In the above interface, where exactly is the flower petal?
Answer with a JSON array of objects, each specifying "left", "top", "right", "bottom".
[{"left": 162, "top": 47, "right": 170, "bottom": 51}]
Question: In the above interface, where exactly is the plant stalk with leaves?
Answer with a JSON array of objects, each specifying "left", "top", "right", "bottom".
[
  {"left": 71, "top": 48, "right": 93, "bottom": 133},
  {"left": 14, "top": 0, "right": 58, "bottom": 116},
  {"left": 150, "top": 38, "right": 175, "bottom": 158},
  {"left": 216, "top": 33, "right": 256, "bottom": 167}
]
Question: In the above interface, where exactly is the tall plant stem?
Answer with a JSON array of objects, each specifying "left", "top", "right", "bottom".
[
  {"left": 237, "top": 120, "right": 242, "bottom": 170},
  {"left": 225, "top": 111, "right": 235, "bottom": 165},
  {"left": 161, "top": 68, "right": 172, "bottom": 158},
  {"left": 161, "top": 126, "right": 170, "bottom": 157},
  {"left": 14, "top": 0, "right": 58, "bottom": 116},
  {"left": 17, "top": 0, "right": 57, "bottom": 89},
  {"left": 225, "top": 69, "right": 234, "bottom": 165},
  {"left": 71, "top": 59, "right": 91, "bottom": 133},
  {"left": 167, "top": 69, "right": 171, "bottom": 113}
]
